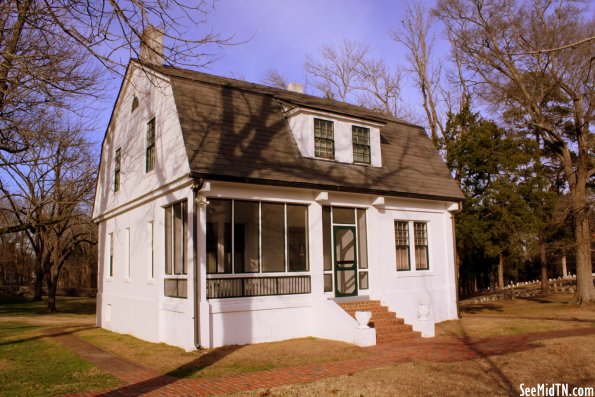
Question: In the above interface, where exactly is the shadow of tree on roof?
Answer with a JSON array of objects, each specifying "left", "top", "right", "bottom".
[{"left": 175, "top": 79, "right": 449, "bottom": 198}]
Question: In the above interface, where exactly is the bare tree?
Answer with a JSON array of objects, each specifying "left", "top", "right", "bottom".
[
  {"left": 435, "top": 0, "right": 595, "bottom": 304},
  {"left": 0, "top": 118, "right": 96, "bottom": 309},
  {"left": 355, "top": 58, "right": 405, "bottom": 117},
  {"left": 304, "top": 40, "right": 412, "bottom": 118},
  {"left": 262, "top": 69, "right": 289, "bottom": 89},
  {"left": 392, "top": 2, "right": 444, "bottom": 147},
  {"left": 304, "top": 39, "right": 369, "bottom": 101},
  {"left": 0, "top": 0, "right": 234, "bottom": 158}
]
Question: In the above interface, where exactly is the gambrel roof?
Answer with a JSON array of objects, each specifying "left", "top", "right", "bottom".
[{"left": 141, "top": 60, "right": 464, "bottom": 202}]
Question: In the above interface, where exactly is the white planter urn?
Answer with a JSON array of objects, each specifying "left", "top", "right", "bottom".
[
  {"left": 355, "top": 311, "right": 372, "bottom": 329},
  {"left": 416, "top": 303, "right": 431, "bottom": 321}
]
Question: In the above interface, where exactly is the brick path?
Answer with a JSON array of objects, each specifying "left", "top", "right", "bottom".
[{"left": 52, "top": 326, "right": 595, "bottom": 397}]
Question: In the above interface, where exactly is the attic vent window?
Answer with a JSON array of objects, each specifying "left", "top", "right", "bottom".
[
  {"left": 314, "top": 118, "right": 334, "bottom": 160},
  {"left": 131, "top": 96, "right": 139, "bottom": 113}
]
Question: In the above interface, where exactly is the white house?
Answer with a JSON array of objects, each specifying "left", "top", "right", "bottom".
[{"left": 93, "top": 35, "right": 464, "bottom": 351}]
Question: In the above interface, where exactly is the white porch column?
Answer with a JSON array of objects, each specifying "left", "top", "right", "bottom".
[
  {"left": 197, "top": 194, "right": 211, "bottom": 347},
  {"left": 309, "top": 201, "right": 325, "bottom": 298}
]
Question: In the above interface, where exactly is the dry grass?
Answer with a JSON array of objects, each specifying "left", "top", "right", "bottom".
[
  {"left": 439, "top": 294, "right": 595, "bottom": 339},
  {"left": 77, "top": 329, "right": 368, "bottom": 379},
  {"left": 225, "top": 294, "right": 595, "bottom": 397},
  {"left": 227, "top": 335, "right": 595, "bottom": 397}
]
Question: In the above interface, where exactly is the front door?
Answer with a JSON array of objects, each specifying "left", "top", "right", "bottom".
[{"left": 334, "top": 226, "right": 358, "bottom": 297}]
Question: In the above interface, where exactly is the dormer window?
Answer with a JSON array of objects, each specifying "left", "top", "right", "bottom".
[
  {"left": 352, "top": 126, "right": 371, "bottom": 164},
  {"left": 314, "top": 118, "right": 334, "bottom": 159}
]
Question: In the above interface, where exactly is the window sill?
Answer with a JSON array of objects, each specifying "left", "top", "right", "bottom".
[
  {"left": 143, "top": 169, "right": 156, "bottom": 178},
  {"left": 106, "top": 277, "right": 114, "bottom": 282},
  {"left": 394, "top": 271, "right": 435, "bottom": 278},
  {"left": 124, "top": 278, "right": 131, "bottom": 283},
  {"left": 146, "top": 279, "right": 155, "bottom": 285}
]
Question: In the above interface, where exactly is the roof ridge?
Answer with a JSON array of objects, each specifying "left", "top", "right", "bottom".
[{"left": 130, "top": 59, "right": 422, "bottom": 128}]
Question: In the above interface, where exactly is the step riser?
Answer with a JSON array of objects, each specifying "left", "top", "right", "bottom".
[{"left": 344, "top": 312, "right": 398, "bottom": 321}]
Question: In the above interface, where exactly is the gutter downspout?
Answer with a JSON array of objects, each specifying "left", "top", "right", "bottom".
[
  {"left": 191, "top": 178, "right": 204, "bottom": 349},
  {"left": 448, "top": 202, "right": 463, "bottom": 319}
]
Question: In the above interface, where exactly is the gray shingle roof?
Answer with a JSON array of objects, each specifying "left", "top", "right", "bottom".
[{"left": 144, "top": 62, "right": 464, "bottom": 201}]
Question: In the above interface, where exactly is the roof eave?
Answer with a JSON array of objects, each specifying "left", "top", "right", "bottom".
[{"left": 188, "top": 172, "right": 464, "bottom": 203}]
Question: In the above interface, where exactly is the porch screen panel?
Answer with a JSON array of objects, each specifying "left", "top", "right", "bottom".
[
  {"left": 173, "top": 201, "right": 185, "bottom": 274},
  {"left": 333, "top": 207, "right": 355, "bottom": 224},
  {"left": 262, "top": 203, "right": 285, "bottom": 272},
  {"left": 322, "top": 206, "right": 332, "bottom": 271},
  {"left": 234, "top": 201, "right": 259, "bottom": 273},
  {"left": 287, "top": 204, "right": 308, "bottom": 272},
  {"left": 357, "top": 209, "right": 368, "bottom": 269},
  {"left": 207, "top": 199, "right": 231, "bottom": 274},
  {"left": 165, "top": 206, "right": 172, "bottom": 274}
]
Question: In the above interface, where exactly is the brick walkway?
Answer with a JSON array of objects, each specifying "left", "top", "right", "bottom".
[{"left": 52, "top": 326, "right": 595, "bottom": 397}]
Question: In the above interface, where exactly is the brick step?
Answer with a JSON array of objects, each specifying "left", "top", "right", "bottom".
[
  {"left": 337, "top": 300, "right": 422, "bottom": 344},
  {"left": 374, "top": 324, "right": 414, "bottom": 334},
  {"left": 377, "top": 331, "right": 422, "bottom": 343},
  {"left": 341, "top": 307, "right": 390, "bottom": 315},
  {"left": 344, "top": 310, "right": 397, "bottom": 321},
  {"left": 369, "top": 317, "right": 405, "bottom": 327},
  {"left": 337, "top": 300, "right": 381, "bottom": 307}
]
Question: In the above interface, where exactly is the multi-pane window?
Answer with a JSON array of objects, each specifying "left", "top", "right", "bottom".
[
  {"left": 206, "top": 199, "right": 309, "bottom": 274},
  {"left": 414, "top": 222, "right": 429, "bottom": 270},
  {"left": 395, "top": 221, "right": 410, "bottom": 271},
  {"left": 108, "top": 232, "right": 114, "bottom": 277},
  {"left": 114, "top": 148, "right": 121, "bottom": 192},
  {"left": 146, "top": 118, "right": 155, "bottom": 172},
  {"left": 314, "top": 118, "right": 335, "bottom": 159},
  {"left": 165, "top": 201, "right": 187, "bottom": 298},
  {"left": 352, "top": 126, "right": 370, "bottom": 164}
]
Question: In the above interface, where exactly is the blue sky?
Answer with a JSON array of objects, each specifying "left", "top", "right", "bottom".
[
  {"left": 202, "top": 0, "right": 416, "bottom": 82},
  {"left": 92, "top": 0, "right": 444, "bottom": 146}
]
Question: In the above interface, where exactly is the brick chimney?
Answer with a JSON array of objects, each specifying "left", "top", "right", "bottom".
[
  {"left": 140, "top": 25, "right": 164, "bottom": 65},
  {"left": 286, "top": 82, "right": 304, "bottom": 93}
]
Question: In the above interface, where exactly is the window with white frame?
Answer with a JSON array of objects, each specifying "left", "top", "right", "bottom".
[
  {"left": 395, "top": 221, "right": 410, "bottom": 271},
  {"left": 414, "top": 222, "right": 429, "bottom": 270},
  {"left": 164, "top": 201, "right": 187, "bottom": 298},
  {"left": 352, "top": 126, "right": 371, "bottom": 164},
  {"left": 394, "top": 221, "right": 430, "bottom": 271},
  {"left": 206, "top": 199, "right": 309, "bottom": 274},
  {"left": 314, "top": 118, "right": 335, "bottom": 159}
]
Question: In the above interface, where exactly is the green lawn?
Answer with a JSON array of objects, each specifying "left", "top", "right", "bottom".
[{"left": 0, "top": 296, "right": 121, "bottom": 397}]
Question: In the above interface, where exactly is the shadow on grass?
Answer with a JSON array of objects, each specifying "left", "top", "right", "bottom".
[
  {"left": 460, "top": 303, "right": 505, "bottom": 315},
  {"left": 0, "top": 296, "right": 96, "bottom": 316},
  {"left": 516, "top": 296, "right": 559, "bottom": 304},
  {"left": 167, "top": 344, "right": 243, "bottom": 378},
  {"left": 0, "top": 324, "right": 97, "bottom": 347},
  {"left": 93, "top": 345, "right": 244, "bottom": 397},
  {"left": 458, "top": 326, "right": 518, "bottom": 396}
]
